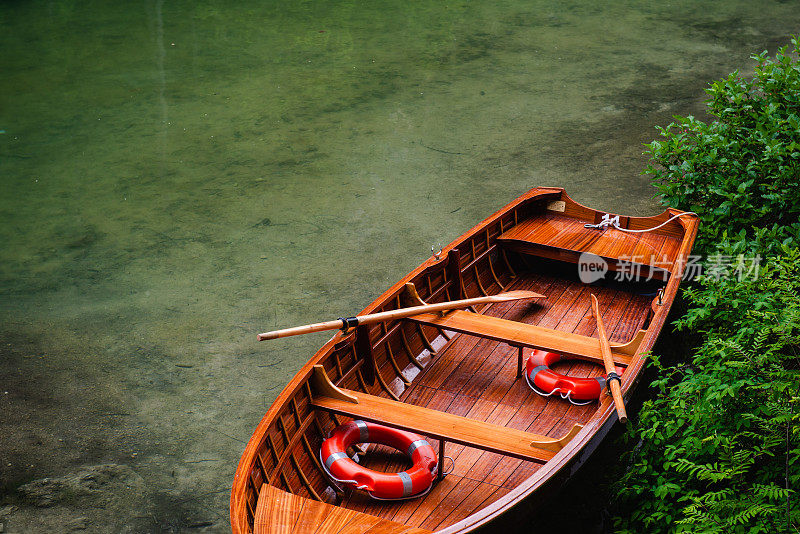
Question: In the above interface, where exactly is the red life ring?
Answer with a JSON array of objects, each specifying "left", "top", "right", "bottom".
[
  {"left": 524, "top": 349, "right": 625, "bottom": 404},
  {"left": 320, "top": 420, "right": 438, "bottom": 500}
]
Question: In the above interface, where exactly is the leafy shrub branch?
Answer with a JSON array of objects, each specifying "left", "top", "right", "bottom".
[{"left": 613, "top": 38, "right": 800, "bottom": 533}]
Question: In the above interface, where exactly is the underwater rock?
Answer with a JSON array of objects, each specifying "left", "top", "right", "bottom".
[{"left": 18, "top": 464, "right": 143, "bottom": 508}]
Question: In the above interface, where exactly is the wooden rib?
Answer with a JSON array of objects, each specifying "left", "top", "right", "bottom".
[
  {"left": 254, "top": 449, "right": 271, "bottom": 485},
  {"left": 289, "top": 452, "right": 322, "bottom": 501},
  {"left": 486, "top": 231, "right": 506, "bottom": 290},
  {"left": 462, "top": 243, "right": 496, "bottom": 273},
  {"left": 395, "top": 294, "right": 438, "bottom": 356},
  {"left": 277, "top": 414, "right": 291, "bottom": 446},
  {"left": 247, "top": 494, "right": 257, "bottom": 528},
  {"left": 334, "top": 358, "right": 364, "bottom": 387},
  {"left": 333, "top": 353, "right": 344, "bottom": 381},
  {"left": 311, "top": 412, "right": 326, "bottom": 439},
  {"left": 442, "top": 265, "right": 453, "bottom": 301},
  {"left": 415, "top": 323, "right": 438, "bottom": 356},
  {"left": 354, "top": 328, "right": 376, "bottom": 386},
  {"left": 471, "top": 240, "right": 489, "bottom": 296},
  {"left": 355, "top": 367, "right": 370, "bottom": 393},
  {"left": 265, "top": 433, "right": 281, "bottom": 464},
  {"left": 269, "top": 413, "right": 317, "bottom": 483},
  {"left": 267, "top": 434, "right": 294, "bottom": 492},
  {"left": 373, "top": 361, "right": 401, "bottom": 401},
  {"left": 331, "top": 412, "right": 345, "bottom": 431},
  {"left": 300, "top": 431, "right": 324, "bottom": 476},
  {"left": 399, "top": 325, "right": 425, "bottom": 371},
  {"left": 384, "top": 335, "right": 412, "bottom": 386},
  {"left": 289, "top": 397, "right": 303, "bottom": 427},
  {"left": 419, "top": 283, "right": 453, "bottom": 342},
  {"left": 403, "top": 284, "right": 441, "bottom": 356},
  {"left": 373, "top": 317, "right": 403, "bottom": 348},
  {"left": 501, "top": 248, "right": 517, "bottom": 278}
]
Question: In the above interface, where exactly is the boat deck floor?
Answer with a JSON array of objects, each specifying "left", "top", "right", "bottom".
[{"left": 338, "top": 270, "right": 653, "bottom": 531}]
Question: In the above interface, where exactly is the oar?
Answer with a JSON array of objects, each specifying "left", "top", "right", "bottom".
[
  {"left": 257, "top": 290, "right": 545, "bottom": 341},
  {"left": 590, "top": 294, "right": 628, "bottom": 424}
]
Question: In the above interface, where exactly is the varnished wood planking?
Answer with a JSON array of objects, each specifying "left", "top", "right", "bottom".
[
  {"left": 432, "top": 483, "right": 509, "bottom": 531},
  {"left": 311, "top": 506, "right": 369, "bottom": 534},
  {"left": 250, "top": 483, "right": 435, "bottom": 534},
  {"left": 403, "top": 475, "right": 472, "bottom": 528},
  {"left": 291, "top": 494, "right": 335, "bottom": 533},
  {"left": 417, "top": 478, "right": 482, "bottom": 531},
  {"left": 442, "top": 275, "right": 563, "bottom": 400},
  {"left": 254, "top": 485, "right": 307, "bottom": 534},
  {"left": 498, "top": 213, "right": 683, "bottom": 271}
]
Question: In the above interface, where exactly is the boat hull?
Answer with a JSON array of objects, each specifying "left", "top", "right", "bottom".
[{"left": 231, "top": 187, "right": 698, "bottom": 533}]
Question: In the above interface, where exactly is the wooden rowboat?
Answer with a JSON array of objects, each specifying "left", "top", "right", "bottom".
[{"left": 231, "top": 187, "right": 699, "bottom": 533}]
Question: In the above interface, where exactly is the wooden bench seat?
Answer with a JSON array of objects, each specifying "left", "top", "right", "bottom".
[
  {"left": 496, "top": 212, "right": 681, "bottom": 273},
  {"left": 309, "top": 366, "right": 582, "bottom": 463},
  {"left": 254, "top": 484, "right": 431, "bottom": 534},
  {"left": 406, "top": 309, "right": 637, "bottom": 367}
]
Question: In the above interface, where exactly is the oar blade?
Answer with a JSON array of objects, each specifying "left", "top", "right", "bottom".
[{"left": 486, "top": 290, "right": 545, "bottom": 302}]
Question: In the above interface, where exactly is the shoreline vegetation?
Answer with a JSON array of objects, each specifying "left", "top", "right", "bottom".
[{"left": 613, "top": 38, "right": 800, "bottom": 533}]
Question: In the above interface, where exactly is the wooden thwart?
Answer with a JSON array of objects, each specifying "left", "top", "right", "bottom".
[
  {"left": 405, "top": 309, "right": 637, "bottom": 366},
  {"left": 309, "top": 366, "right": 582, "bottom": 463}
]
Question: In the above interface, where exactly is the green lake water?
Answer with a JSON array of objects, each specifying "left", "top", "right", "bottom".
[{"left": 1, "top": 1, "right": 798, "bottom": 531}]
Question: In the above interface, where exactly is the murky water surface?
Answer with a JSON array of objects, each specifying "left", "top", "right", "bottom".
[{"left": 1, "top": 1, "right": 798, "bottom": 531}]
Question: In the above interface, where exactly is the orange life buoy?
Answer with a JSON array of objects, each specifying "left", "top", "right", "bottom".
[
  {"left": 524, "top": 349, "right": 625, "bottom": 404},
  {"left": 320, "top": 420, "right": 438, "bottom": 500}
]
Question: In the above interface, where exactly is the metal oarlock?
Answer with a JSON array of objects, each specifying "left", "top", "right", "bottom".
[
  {"left": 431, "top": 244, "right": 442, "bottom": 261},
  {"left": 441, "top": 455, "right": 455, "bottom": 477}
]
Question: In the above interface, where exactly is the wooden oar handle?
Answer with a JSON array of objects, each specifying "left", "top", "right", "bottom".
[
  {"left": 591, "top": 294, "right": 628, "bottom": 424},
  {"left": 257, "top": 318, "right": 346, "bottom": 341},
  {"left": 256, "top": 290, "right": 545, "bottom": 341}
]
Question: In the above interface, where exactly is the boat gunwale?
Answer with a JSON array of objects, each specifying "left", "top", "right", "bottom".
[{"left": 230, "top": 187, "right": 700, "bottom": 533}]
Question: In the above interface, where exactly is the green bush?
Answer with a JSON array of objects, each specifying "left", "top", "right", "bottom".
[
  {"left": 613, "top": 38, "right": 800, "bottom": 533},
  {"left": 645, "top": 37, "right": 800, "bottom": 254},
  {"left": 614, "top": 251, "right": 800, "bottom": 533}
]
